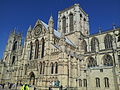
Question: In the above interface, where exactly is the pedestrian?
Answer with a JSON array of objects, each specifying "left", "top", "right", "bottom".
[
  {"left": 49, "top": 87, "right": 52, "bottom": 90},
  {"left": 21, "top": 84, "right": 29, "bottom": 90},
  {"left": 2, "top": 83, "right": 5, "bottom": 89},
  {"left": 34, "top": 87, "right": 36, "bottom": 90},
  {"left": 9, "top": 83, "right": 12, "bottom": 89}
]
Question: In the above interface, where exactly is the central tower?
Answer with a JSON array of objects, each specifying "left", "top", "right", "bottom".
[{"left": 58, "top": 4, "right": 89, "bottom": 45}]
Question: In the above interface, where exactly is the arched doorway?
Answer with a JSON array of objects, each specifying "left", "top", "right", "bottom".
[{"left": 29, "top": 72, "right": 35, "bottom": 85}]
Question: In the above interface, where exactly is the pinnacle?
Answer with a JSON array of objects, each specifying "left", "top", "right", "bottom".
[
  {"left": 49, "top": 15, "right": 54, "bottom": 22},
  {"left": 28, "top": 25, "right": 32, "bottom": 31}
]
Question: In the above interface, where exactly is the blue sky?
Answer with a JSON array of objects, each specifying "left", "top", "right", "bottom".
[{"left": 0, "top": 0, "right": 120, "bottom": 59}]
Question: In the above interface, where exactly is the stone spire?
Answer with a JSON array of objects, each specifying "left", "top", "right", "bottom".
[
  {"left": 26, "top": 25, "right": 32, "bottom": 41},
  {"left": 98, "top": 27, "right": 102, "bottom": 34},
  {"left": 27, "top": 25, "right": 32, "bottom": 36},
  {"left": 112, "top": 23, "right": 116, "bottom": 30},
  {"left": 10, "top": 28, "right": 16, "bottom": 37},
  {"left": 48, "top": 16, "right": 54, "bottom": 34},
  {"left": 28, "top": 25, "right": 32, "bottom": 31},
  {"left": 49, "top": 16, "right": 54, "bottom": 23},
  {"left": 35, "top": 19, "right": 41, "bottom": 27}
]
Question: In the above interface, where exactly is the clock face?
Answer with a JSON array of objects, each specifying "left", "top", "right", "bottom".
[{"left": 34, "top": 24, "right": 42, "bottom": 36}]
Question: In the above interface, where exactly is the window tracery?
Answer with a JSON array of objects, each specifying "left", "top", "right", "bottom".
[
  {"left": 91, "top": 37, "right": 99, "bottom": 52},
  {"left": 69, "top": 13, "right": 74, "bottom": 32},
  {"left": 103, "top": 54, "right": 113, "bottom": 66},
  {"left": 62, "top": 16, "right": 66, "bottom": 33},
  {"left": 29, "top": 42, "right": 33, "bottom": 60},
  {"left": 87, "top": 57, "right": 97, "bottom": 67},
  {"left": 81, "top": 39, "right": 87, "bottom": 52},
  {"left": 104, "top": 34, "right": 113, "bottom": 49},
  {"left": 35, "top": 39, "right": 39, "bottom": 59},
  {"left": 12, "top": 41, "right": 17, "bottom": 51},
  {"left": 41, "top": 38, "right": 45, "bottom": 58}
]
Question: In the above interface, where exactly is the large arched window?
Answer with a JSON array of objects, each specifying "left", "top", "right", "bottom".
[
  {"left": 81, "top": 39, "right": 87, "bottom": 52},
  {"left": 103, "top": 54, "right": 113, "bottom": 66},
  {"left": 40, "top": 62, "right": 42, "bottom": 74},
  {"left": 12, "top": 41, "right": 17, "bottom": 51},
  {"left": 62, "top": 16, "right": 66, "bottom": 33},
  {"left": 41, "top": 38, "right": 45, "bottom": 58},
  {"left": 69, "top": 13, "right": 74, "bottom": 32},
  {"left": 34, "top": 39, "right": 39, "bottom": 59},
  {"left": 29, "top": 72, "right": 35, "bottom": 85},
  {"left": 51, "top": 62, "right": 54, "bottom": 74},
  {"left": 96, "top": 78, "right": 100, "bottom": 87},
  {"left": 29, "top": 42, "right": 33, "bottom": 60},
  {"left": 43, "top": 62, "right": 45, "bottom": 74},
  {"left": 25, "top": 64, "right": 27, "bottom": 75},
  {"left": 104, "top": 77, "right": 109, "bottom": 88},
  {"left": 55, "top": 62, "right": 58, "bottom": 74},
  {"left": 87, "top": 57, "right": 97, "bottom": 67},
  {"left": 104, "top": 34, "right": 113, "bottom": 49},
  {"left": 12, "top": 56, "right": 15, "bottom": 65},
  {"left": 91, "top": 37, "right": 99, "bottom": 52},
  {"left": 80, "top": 14, "right": 82, "bottom": 28},
  {"left": 79, "top": 79, "right": 82, "bottom": 87},
  {"left": 83, "top": 79, "right": 87, "bottom": 87}
]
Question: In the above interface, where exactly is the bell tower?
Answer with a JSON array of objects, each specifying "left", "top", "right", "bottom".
[
  {"left": 3, "top": 30, "right": 22, "bottom": 65},
  {"left": 57, "top": 4, "right": 89, "bottom": 45}
]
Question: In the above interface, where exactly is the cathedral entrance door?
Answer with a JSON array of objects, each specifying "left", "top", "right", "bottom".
[{"left": 29, "top": 72, "right": 35, "bottom": 85}]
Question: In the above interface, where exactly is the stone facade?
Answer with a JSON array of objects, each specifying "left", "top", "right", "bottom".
[{"left": 0, "top": 4, "right": 120, "bottom": 90}]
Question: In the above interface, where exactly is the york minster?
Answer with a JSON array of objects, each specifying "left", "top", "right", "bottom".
[{"left": 0, "top": 4, "right": 120, "bottom": 90}]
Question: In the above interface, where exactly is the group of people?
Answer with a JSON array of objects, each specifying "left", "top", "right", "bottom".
[
  {"left": 0, "top": 82, "right": 37, "bottom": 90},
  {"left": 0, "top": 82, "right": 18, "bottom": 89}
]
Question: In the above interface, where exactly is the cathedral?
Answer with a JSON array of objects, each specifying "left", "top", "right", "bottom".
[{"left": 0, "top": 4, "right": 120, "bottom": 90}]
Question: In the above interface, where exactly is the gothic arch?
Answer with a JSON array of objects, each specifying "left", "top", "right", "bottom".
[
  {"left": 25, "top": 64, "right": 27, "bottom": 75},
  {"left": 62, "top": 16, "right": 66, "bottom": 33},
  {"left": 96, "top": 77, "right": 100, "bottom": 87},
  {"left": 104, "top": 77, "right": 109, "bottom": 87},
  {"left": 12, "top": 41, "right": 17, "bottom": 51},
  {"left": 103, "top": 54, "right": 113, "bottom": 66},
  {"left": 40, "top": 62, "right": 42, "bottom": 74},
  {"left": 29, "top": 72, "right": 35, "bottom": 85},
  {"left": 91, "top": 37, "right": 99, "bottom": 52},
  {"left": 34, "top": 39, "right": 39, "bottom": 59},
  {"left": 87, "top": 56, "right": 97, "bottom": 67},
  {"left": 55, "top": 62, "right": 58, "bottom": 74},
  {"left": 81, "top": 39, "right": 87, "bottom": 52},
  {"left": 29, "top": 42, "right": 33, "bottom": 60},
  {"left": 69, "top": 13, "right": 74, "bottom": 32},
  {"left": 12, "top": 56, "right": 15, "bottom": 65},
  {"left": 104, "top": 34, "right": 113, "bottom": 49},
  {"left": 43, "top": 61, "right": 45, "bottom": 74},
  {"left": 41, "top": 38, "right": 45, "bottom": 58},
  {"left": 51, "top": 62, "right": 54, "bottom": 74}
]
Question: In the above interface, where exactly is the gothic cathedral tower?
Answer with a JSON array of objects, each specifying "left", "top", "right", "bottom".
[
  {"left": 58, "top": 4, "right": 89, "bottom": 46},
  {"left": 3, "top": 30, "right": 22, "bottom": 66}
]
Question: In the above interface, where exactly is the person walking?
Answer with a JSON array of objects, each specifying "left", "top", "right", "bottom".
[{"left": 21, "top": 84, "right": 29, "bottom": 90}]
